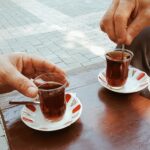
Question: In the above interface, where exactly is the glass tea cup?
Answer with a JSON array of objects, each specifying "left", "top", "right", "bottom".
[
  {"left": 105, "top": 49, "right": 133, "bottom": 89},
  {"left": 34, "top": 73, "right": 68, "bottom": 121}
]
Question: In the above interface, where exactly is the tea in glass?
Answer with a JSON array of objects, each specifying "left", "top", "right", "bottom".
[
  {"left": 34, "top": 73, "right": 67, "bottom": 121},
  {"left": 105, "top": 49, "right": 133, "bottom": 89}
]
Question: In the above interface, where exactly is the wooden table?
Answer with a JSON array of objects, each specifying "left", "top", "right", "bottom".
[{"left": 0, "top": 63, "right": 150, "bottom": 150}]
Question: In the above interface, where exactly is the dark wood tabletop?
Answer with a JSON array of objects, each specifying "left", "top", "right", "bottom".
[{"left": 0, "top": 63, "right": 150, "bottom": 150}]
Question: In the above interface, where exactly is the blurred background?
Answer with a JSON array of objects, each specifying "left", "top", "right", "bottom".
[{"left": 0, "top": 0, "right": 115, "bottom": 71}]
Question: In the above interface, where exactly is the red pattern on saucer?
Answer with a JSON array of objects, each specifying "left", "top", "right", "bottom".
[
  {"left": 25, "top": 104, "right": 36, "bottom": 112},
  {"left": 136, "top": 72, "right": 145, "bottom": 80},
  {"left": 22, "top": 117, "right": 33, "bottom": 123},
  {"left": 73, "top": 105, "right": 81, "bottom": 113},
  {"left": 65, "top": 93, "right": 71, "bottom": 103}
]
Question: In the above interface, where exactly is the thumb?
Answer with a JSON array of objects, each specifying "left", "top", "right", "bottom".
[
  {"left": 5, "top": 66, "right": 38, "bottom": 98},
  {"left": 126, "top": 13, "right": 150, "bottom": 45}
]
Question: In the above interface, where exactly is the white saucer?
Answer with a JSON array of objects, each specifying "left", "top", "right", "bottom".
[
  {"left": 98, "top": 67, "right": 149, "bottom": 93},
  {"left": 21, "top": 93, "right": 82, "bottom": 131}
]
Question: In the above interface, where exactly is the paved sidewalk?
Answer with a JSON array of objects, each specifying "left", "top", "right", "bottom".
[
  {"left": 0, "top": 0, "right": 115, "bottom": 149},
  {"left": 0, "top": 116, "right": 9, "bottom": 150},
  {"left": 0, "top": 0, "right": 115, "bottom": 71}
]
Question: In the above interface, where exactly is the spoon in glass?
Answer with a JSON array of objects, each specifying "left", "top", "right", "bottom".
[{"left": 122, "top": 44, "right": 125, "bottom": 60}]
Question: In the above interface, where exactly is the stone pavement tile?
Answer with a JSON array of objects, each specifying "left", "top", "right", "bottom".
[
  {"left": 56, "top": 62, "right": 68, "bottom": 70},
  {"left": 84, "top": 29, "right": 115, "bottom": 49},
  {"left": 37, "top": 46, "right": 53, "bottom": 56},
  {"left": 56, "top": 61, "right": 82, "bottom": 72},
  {"left": 64, "top": 49, "right": 82, "bottom": 55},
  {"left": 56, "top": 53, "right": 69, "bottom": 59},
  {"left": 0, "top": 124, "right": 4, "bottom": 137},
  {"left": 29, "top": 38, "right": 43, "bottom": 46},
  {"left": 12, "top": 0, "right": 72, "bottom": 25},
  {"left": 65, "top": 63, "right": 82, "bottom": 72},
  {"left": 0, "top": 0, "right": 41, "bottom": 28},
  {"left": 0, "top": 30, "right": 12, "bottom": 40},
  {"left": 73, "top": 57, "right": 88, "bottom": 64},
  {"left": 61, "top": 57, "right": 77, "bottom": 64},
  {"left": 13, "top": 38, "right": 30, "bottom": 47},
  {"left": 0, "top": 117, "right": 8, "bottom": 150},
  {"left": 61, "top": 53, "right": 87, "bottom": 64},
  {"left": 44, "top": 43, "right": 62, "bottom": 53},
  {"left": 24, "top": 45, "right": 38, "bottom": 52},
  {"left": 0, "top": 41, "right": 10, "bottom": 49},
  {"left": 45, "top": 55, "right": 62, "bottom": 64},
  {"left": 83, "top": 52, "right": 99, "bottom": 59},
  {"left": 44, "top": 53, "right": 58, "bottom": 59},
  {"left": 54, "top": 50, "right": 69, "bottom": 57},
  {"left": 75, "top": 12, "right": 104, "bottom": 29},
  {"left": 1, "top": 48, "right": 14, "bottom": 54},
  {"left": 0, "top": 136, "right": 9, "bottom": 150},
  {"left": 27, "top": 50, "right": 42, "bottom": 56},
  {"left": 38, "top": 0, "right": 110, "bottom": 17},
  {"left": 14, "top": 48, "right": 27, "bottom": 53},
  {"left": 39, "top": 32, "right": 64, "bottom": 43},
  {"left": 81, "top": 56, "right": 104, "bottom": 67}
]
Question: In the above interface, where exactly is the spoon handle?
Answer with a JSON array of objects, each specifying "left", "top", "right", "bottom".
[
  {"left": 122, "top": 44, "right": 125, "bottom": 60},
  {"left": 9, "top": 100, "right": 40, "bottom": 105},
  {"left": 122, "top": 44, "right": 125, "bottom": 50}
]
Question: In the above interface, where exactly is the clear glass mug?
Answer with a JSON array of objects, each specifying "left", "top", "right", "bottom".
[
  {"left": 34, "top": 73, "right": 68, "bottom": 121},
  {"left": 105, "top": 49, "right": 133, "bottom": 89}
]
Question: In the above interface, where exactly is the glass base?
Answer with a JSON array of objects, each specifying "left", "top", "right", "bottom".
[{"left": 108, "top": 85, "right": 124, "bottom": 90}]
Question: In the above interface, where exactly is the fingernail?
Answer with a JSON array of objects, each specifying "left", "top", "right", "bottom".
[{"left": 27, "top": 87, "right": 38, "bottom": 97}]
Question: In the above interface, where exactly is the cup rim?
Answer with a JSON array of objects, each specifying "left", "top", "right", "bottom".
[
  {"left": 34, "top": 73, "right": 68, "bottom": 92},
  {"left": 105, "top": 48, "right": 134, "bottom": 62}
]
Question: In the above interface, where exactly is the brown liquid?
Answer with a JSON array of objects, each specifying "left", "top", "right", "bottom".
[
  {"left": 106, "top": 51, "right": 131, "bottom": 87},
  {"left": 38, "top": 82, "right": 66, "bottom": 120}
]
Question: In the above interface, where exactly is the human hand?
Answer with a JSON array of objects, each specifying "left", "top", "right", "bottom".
[
  {"left": 100, "top": 0, "right": 150, "bottom": 45},
  {"left": 0, "top": 52, "right": 66, "bottom": 98}
]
